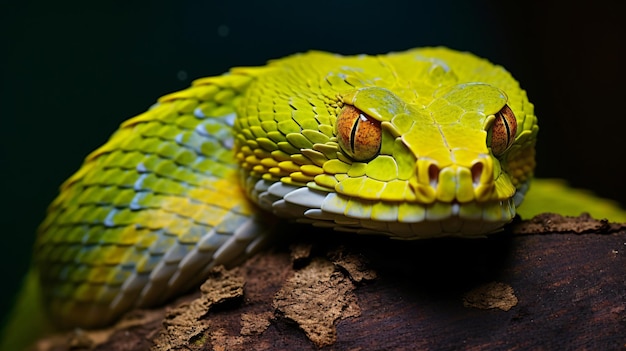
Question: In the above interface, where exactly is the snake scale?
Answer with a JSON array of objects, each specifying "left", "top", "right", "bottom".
[{"left": 31, "top": 47, "right": 538, "bottom": 329}]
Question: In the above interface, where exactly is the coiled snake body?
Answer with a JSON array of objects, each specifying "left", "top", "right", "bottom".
[{"left": 34, "top": 47, "right": 538, "bottom": 327}]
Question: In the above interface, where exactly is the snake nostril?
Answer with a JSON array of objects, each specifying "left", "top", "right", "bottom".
[
  {"left": 471, "top": 162, "right": 483, "bottom": 186},
  {"left": 428, "top": 164, "right": 440, "bottom": 188}
]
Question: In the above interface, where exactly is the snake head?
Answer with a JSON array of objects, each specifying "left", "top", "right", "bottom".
[
  {"left": 318, "top": 81, "right": 536, "bottom": 237},
  {"left": 237, "top": 48, "right": 538, "bottom": 239}
]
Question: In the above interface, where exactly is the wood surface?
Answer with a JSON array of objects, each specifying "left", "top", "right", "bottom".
[{"left": 33, "top": 214, "right": 626, "bottom": 351}]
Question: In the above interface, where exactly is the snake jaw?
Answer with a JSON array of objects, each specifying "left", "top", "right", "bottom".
[{"left": 251, "top": 175, "right": 517, "bottom": 239}]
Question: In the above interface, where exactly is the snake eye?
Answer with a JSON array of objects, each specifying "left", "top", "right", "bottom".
[
  {"left": 336, "top": 105, "right": 381, "bottom": 161},
  {"left": 488, "top": 104, "right": 517, "bottom": 156}
]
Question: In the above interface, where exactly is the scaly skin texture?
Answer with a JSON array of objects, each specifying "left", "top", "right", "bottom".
[{"left": 33, "top": 47, "right": 539, "bottom": 329}]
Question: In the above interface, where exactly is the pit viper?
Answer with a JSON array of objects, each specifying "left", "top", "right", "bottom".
[{"left": 3, "top": 47, "right": 626, "bottom": 349}]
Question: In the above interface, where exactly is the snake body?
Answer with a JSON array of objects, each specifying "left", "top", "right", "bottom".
[{"left": 34, "top": 47, "right": 538, "bottom": 328}]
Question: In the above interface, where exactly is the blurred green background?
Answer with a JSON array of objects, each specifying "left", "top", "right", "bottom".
[{"left": 1, "top": 0, "right": 624, "bottom": 325}]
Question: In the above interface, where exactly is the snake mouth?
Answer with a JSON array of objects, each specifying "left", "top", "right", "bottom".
[{"left": 253, "top": 179, "right": 517, "bottom": 239}]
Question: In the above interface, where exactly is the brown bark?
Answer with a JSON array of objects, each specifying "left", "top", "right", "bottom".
[{"left": 33, "top": 214, "right": 626, "bottom": 351}]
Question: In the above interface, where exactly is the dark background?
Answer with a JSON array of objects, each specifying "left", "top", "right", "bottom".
[{"left": 1, "top": 0, "right": 624, "bottom": 324}]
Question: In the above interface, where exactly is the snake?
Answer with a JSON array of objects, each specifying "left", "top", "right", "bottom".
[{"left": 26, "top": 48, "right": 541, "bottom": 331}]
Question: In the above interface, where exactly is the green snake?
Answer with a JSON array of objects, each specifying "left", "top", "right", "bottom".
[
  {"left": 6, "top": 48, "right": 624, "bottom": 347},
  {"left": 31, "top": 47, "right": 537, "bottom": 328}
]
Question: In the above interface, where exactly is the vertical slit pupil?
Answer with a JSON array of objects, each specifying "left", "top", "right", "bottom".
[
  {"left": 499, "top": 111, "right": 512, "bottom": 146},
  {"left": 349, "top": 116, "right": 360, "bottom": 154}
]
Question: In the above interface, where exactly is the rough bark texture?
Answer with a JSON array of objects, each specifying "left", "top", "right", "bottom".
[{"left": 32, "top": 213, "right": 626, "bottom": 351}]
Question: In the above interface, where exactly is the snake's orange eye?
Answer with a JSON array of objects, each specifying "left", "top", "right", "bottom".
[
  {"left": 336, "top": 105, "right": 381, "bottom": 161},
  {"left": 488, "top": 104, "right": 517, "bottom": 156}
]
